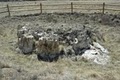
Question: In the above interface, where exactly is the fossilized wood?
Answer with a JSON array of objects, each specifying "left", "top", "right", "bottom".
[
  {"left": 18, "top": 34, "right": 34, "bottom": 54},
  {"left": 17, "top": 25, "right": 29, "bottom": 38},
  {"left": 35, "top": 39, "right": 61, "bottom": 62},
  {"left": 35, "top": 39, "right": 75, "bottom": 61}
]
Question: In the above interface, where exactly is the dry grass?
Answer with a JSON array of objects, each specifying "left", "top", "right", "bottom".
[{"left": 0, "top": 13, "right": 120, "bottom": 80}]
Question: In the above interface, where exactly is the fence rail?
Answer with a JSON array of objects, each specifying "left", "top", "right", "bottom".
[
  {"left": 10, "top": 8, "right": 40, "bottom": 12},
  {"left": 0, "top": 2, "right": 120, "bottom": 17},
  {"left": 0, "top": 11, "right": 7, "bottom": 14},
  {"left": 106, "top": 8, "right": 120, "bottom": 11},
  {"left": 0, "top": 7, "right": 6, "bottom": 9},
  {"left": 10, "top": 4, "right": 40, "bottom": 7}
]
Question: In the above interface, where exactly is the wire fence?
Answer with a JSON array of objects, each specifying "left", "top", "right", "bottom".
[{"left": 0, "top": 2, "right": 120, "bottom": 17}]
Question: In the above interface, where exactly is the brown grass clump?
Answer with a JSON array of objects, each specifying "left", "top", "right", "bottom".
[{"left": 0, "top": 62, "right": 11, "bottom": 69}]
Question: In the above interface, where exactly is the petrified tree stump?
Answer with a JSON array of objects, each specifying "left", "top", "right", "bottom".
[{"left": 18, "top": 34, "right": 34, "bottom": 54}]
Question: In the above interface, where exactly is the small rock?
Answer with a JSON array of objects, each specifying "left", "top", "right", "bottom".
[
  {"left": 16, "top": 48, "right": 22, "bottom": 54},
  {"left": 2, "top": 68, "right": 21, "bottom": 80}
]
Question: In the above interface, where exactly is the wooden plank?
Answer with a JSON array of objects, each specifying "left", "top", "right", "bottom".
[
  {"left": 40, "top": 3, "right": 42, "bottom": 14},
  {"left": 8, "top": 4, "right": 120, "bottom": 8},
  {"left": 71, "top": 2, "right": 73, "bottom": 13},
  {"left": 10, "top": 4, "right": 39, "bottom": 7},
  {"left": 42, "top": 8, "right": 70, "bottom": 10},
  {"left": 106, "top": 8, "right": 120, "bottom": 11},
  {"left": 74, "top": 3, "right": 102, "bottom": 6},
  {"left": 0, "top": 7, "right": 6, "bottom": 9},
  {"left": 7, "top": 4, "right": 11, "bottom": 17},
  {"left": 10, "top": 8, "right": 40, "bottom": 12},
  {"left": 106, "top": 4, "right": 120, "bottom": 7},
  {"left": 43, "top": 4, "right": 70, "bottom": 6},
  {"left": 74, "top": 8, "right": 102, "bottom": 10},
  {"left": 0, "top": 11, "right": 7, "bottom": 14},
  {"left": 102, "top": 2, "right": 105, "bottom": 14}
]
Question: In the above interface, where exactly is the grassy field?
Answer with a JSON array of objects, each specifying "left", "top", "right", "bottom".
[
  {"left": 0, "top": 12, "right": 120, "bottom": 80},
  {"left": 0, "top": 1, "right": 120, "bottom": 80}
]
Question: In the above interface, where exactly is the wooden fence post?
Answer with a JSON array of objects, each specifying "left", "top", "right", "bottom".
[
  {"left": 40, "top": 3, "right": 42, "bottom": 14},
  {"left": 102, "top": 2, "right": 105, "bottom": 14},
  {"left": 71, "top": 2, "right": 73, "bottom": 14},
  {"left": 7, "top": 4, "right": 11, "bottom": 17}
]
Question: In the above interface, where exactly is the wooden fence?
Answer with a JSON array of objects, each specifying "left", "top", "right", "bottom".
[{"left": 0, "top": 2, "right": 120, "bottom": 17}]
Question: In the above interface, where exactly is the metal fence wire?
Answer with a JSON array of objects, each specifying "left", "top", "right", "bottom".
[{"left": 0, "top": 2, "right": 120, "bottom": 17}]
